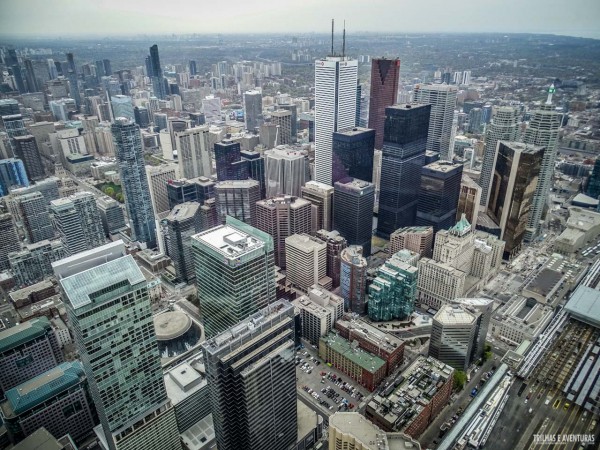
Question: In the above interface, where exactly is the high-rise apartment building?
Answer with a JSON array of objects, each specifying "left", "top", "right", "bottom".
[
  {"left": 378, "top": 104, "right": 431, "bottom": 236},
  {"left": 270, "top": 109, "right": 293, "bottom": 145},
  {"left": 12, "top": 135, "right": 45, "bottom": 181},
  {"left": 456, "top": 174, "right": 482, "bottom": 226},
  {"left": 214, "top": 179, "right": 260, "bottom": 226},
  {"left": 166, "top": 202, "right": 201, "bottom": 283},
  {"left": 0, "top": 317, "right": 63, "bottom": 396},
  {"left": 96, "top": 196, "right": 126, "bottom": 236},
  {"left": 264, "top": 146, "right": 306, "bottom": 198},
  {"left": 176, "top": 126, "right": 212, "bottom": 179},
  {"left": 487, "top": 141, "right": 545, "bottom": 258},
  {"left": 111, "top": 118, "right": 157, "bottom": 248},
  {"left": 315, "top": 229, "right": 347, "bottom": 288},
  {"left": 340, "top": 246, "right": 368, "bottom": 313},
  {"left": 244, "top": 90, "right": 263, "bottom": 132},
  {"left": 146, "top": 164, "right": 178, "bottom": 216},
  {"left": 18, "top": 191, "right": 55, "bottom": 243},
  {"left": 368, "top": 57, "right": 401, "bottom": 149},
  {"left": 54, "top": 242, "right": 180, "bottom": 450},
  {"left": 285, "top": 233, "right": 329, "bottom": 291},
  {"left": 8, "top": 239, "right": 65, "bottom": 287},
  {"left": 302, "top": 181, "right": 334, "bottom": 232},
  {"left": 413, "top": 84, "right": 458, "bottom": 160},
  {"left": 110, "top": 95, "right": 135, "bottom": 121},
  {"left": 192, "top": 216, "right": 276, "bottom": 337},
  {"left": 255, "top": 196, "right": 312, "bottom": 268},
  {"left": 368, "top": 252, "right": 418, "bottom": 321},
  {"left": 523, "top": 87, "right": 562, "bottom": 241},
  {"left": 479, "top": 106, "right": 520, "bottom": 207},
  {"left": 389, "top": 226, "right": 434, "bottom": 258},
  {"left": 201, "top": 300, "right": 296, "bottom": 450},
  {"left": 415, "top": 161, "right": 463, "bottom": 233},
  {"left": 50, "top": 192, "right": 105, "bottom": 256},
  {"left": 314, "top": 56, "right": 358, "bottom": 185},
  {"left": 428, "top": 304, "right": 478, "bottom": 371},
  {"left": 332, "top": 127, "right": 375, "bottom": 183},
  {"left": 0, "top": 213, "right": 20, "bottom": 272},
  {"left": 333, "top": 178, "right": 375, "bottom": 257},
  {"left": 0, "top": 158, "right": 29, "bottom": 196}
]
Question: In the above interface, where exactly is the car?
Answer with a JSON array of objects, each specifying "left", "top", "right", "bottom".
[{"left": 563, "top": 402, "right": 570, "bottom": 410}]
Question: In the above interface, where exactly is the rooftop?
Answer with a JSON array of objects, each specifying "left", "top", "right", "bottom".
[
  {"left": 59, "top": 254, "right": 145, "bottom": 310},
  {"left": 214, "top": 179, "right": 259, "bottom": 189},
  {"left": 9, "top": 280, "right": 55, "bottom": 302},
  {"left": 434, "top": 304, "right": 477, "bottom": 326},
  {"left": 2, "top": 361, "right": 85, "bottom": 417},
  {"left": 391, "top": 226, "right": 433, "bottom": 237},
  {"left": 181, "top": 414, "right": 215, "bottom": 450},
  {"left": 334, "top": 177, "right": 374, "bottom": 193},
  {"left": 321, "top": 333, "right": 386, "bottom": 373},
  {"left": 330, "top": 412, "right": 388, "bottom": 450},
  {"left": 12, "top": 427, "right": 63, "bottom": 450},
  {"left": 335, "top": 317, "right": 404, "bottom": 352},
  {"left": 292, "top": 296, "right": 332, "bottom": 319},
  {"left": 286, "top": 233, "right": 326, "bottom": 251},
  {"left": 334, "top": 126, "right": 374, "bottom": 137},
  {"left": 523, "top": 267, "right": 564, "bottom": 298},
  {"left": 340, "top": 246, "right": 368, "bottom": 266},
  {"left": 154, "top": 311, "right": 193, "bottom": 341},
  {"left": 193, "top": 224, "right": 266, "bottom": 260},
  {"left": 0, "top": 317, "right": 51, "bottom": 355},
  {"left": 564, "top": 285, "right": 600, "bottom": 329},
  {"left": 166, "top": 202, "right": 200, "bottom": 222},
  {"left": 164, "top": 353, "right": 207, "bottom": 406},
  {"left": 423, "top": 160, "right": 462, "bottom": 173},
  {"left": 388, "top": 103, "right": 430, "bottom": 112},
  {"left": 303, "top": 180, "right": 334, "bottom": 193}
]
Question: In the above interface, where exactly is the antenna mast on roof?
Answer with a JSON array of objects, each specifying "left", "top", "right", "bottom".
[
  {"left": 331, "top": 19, "right": 335, "bottom": 56},
  {"left": 342, "top": 21, "right": 346, "bottom": 57}
]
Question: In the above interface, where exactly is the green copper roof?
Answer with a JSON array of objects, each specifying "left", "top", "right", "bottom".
[
  {"left": 60, "top": 255, "right": 146, "bottom": 310},
  {"left": 321, "top": 333, "right": 386, "bottom": 373},
  {"left": 450, "top": 214, "right": 472, "bottom": 236},
  {"left": 0, "top": 317, "right": 52, "bottom": 355},
  {"left": 3, "top": 361, "right": 85, "bottom": 416}
]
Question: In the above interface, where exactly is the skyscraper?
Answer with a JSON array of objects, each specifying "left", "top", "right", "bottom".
[
  {"left": 378, "top": 103, "right": 431, "bottom": 237},
  {"left": 240, "top": 150, "right": 266, "bottom": 199},
  {"left": 50, "top": 192, "right": 105, "bottom": 256},
  {"left": 0, "top": 158, "right": 29, "bottom": 196},
  {"left": 302, "top": 181, "right": 334, "bottom": 232},
  {"left": 189, "top": 60, "right": 197, "bottom": 76},
  {"left": 110, "top": 95, "right": 135, "bottom": 121},
  {"left": 278, "top": 103, "right": 298, "bottom": 143},
  {"left": 340, "top": 246, "right": 368, "bottom": 313},
  {"left": 487, "top": 141, "right": 545, "bottom": 258},
  {"left": 389, "top": 226, "right": 434, "bottom": 258},
  {"left": 148, "top": 44, "right": 167, "bottom": 99},
  {"left": 111, "top": 118, "right": 157, "bottom": 248},
  {"left": 2, "top": 115, "right": 28, "bottom": 154},
  {"left": 332, "top": 127, "right": 375, "bottom": 183},
  {"left": 415, "top": 161, "right": 463, "bottom": 233},
  {"left": 285, "top": 233, "right": 328, "bottom": 291},
  {"left": 12, "top": 135, "right": 45, "bottom": 181},
  {"left": 368, "top": 57, "right": 401, "bottom": 149},
  {"left": 479, "top": 106, "right": 520, "bottom": 207},
  {"left": 166, "top": 202, "right": 202, "bottom": 283},
  {"left": 523, "top": 86, "right": 562, "bottom": 241},
  {"left": 146, "top": 164, "right": 178, "bottom": 216},
  {"left": 244, "top": 90, "right": 263, "bottom": 132},
  {"left": 9, "top": 239, "right": 66, "bottom": 287},
  {"left": 270, "top": 109, "right": 293, "bottom": 145},
  {"left": 255, "top": 196, "right": 312, "bottom": 268},
  {"left": 202, "top": 300, "right": 296, "bottom": 450},
  {"left": 315, "top": 229, "right": 347, "bottom": 288},
  {"left": 333, "top": 178, "right": 375, "bottom": 257},
  {"left": 214, "top": 139, "right": 248, "bottom": 181},
  {"left": 0, "top": 213, "right": 20, "bottom": 272},
  {"left": 264, "top": 147, "right": 306, "bottom": 198},
  {"left": 18, "top": 191, "right": 55, "bottom": 243},
  {"left": 214, "top": 179, "right": 260, "bottom": 225},
  {"left": 413, "top": 84, "right": 458, "bottom": 160},
  {"left": 192, "top": 216, "right": 276, "bottom": 337},
  {"left": 428, "top": 304, "right": 477, "bottom": 371},
  {"left": 54, "top": 242, "right": 180, "bottom": 450},
  {"left": 96, "top": 196, "right": 126, "bottom": 236},
  {"left": 176, "top": 126, "right": 212, "bottom": 179},
  {"left": 587, "top": 158, "right": 600, "bottom": 200},
  {"left": 456, "top": 174, "right": 482, "bottom": 226},
  {"left": 314, "top": 55, "right": 358, "bottom": 185}
]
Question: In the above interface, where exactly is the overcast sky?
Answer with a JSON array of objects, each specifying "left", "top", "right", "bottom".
[{"left": 1, "top": 0, "right": 599, "bottom": 39}]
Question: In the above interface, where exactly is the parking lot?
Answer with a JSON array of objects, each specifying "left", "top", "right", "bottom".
[{"left": 295, "top": 344, "right": 370, "bottom": 418}]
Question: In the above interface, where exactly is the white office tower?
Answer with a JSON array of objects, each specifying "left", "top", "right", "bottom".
[
  {"left": 175, "top": 126, "right": 211, "bottom": 179},
  {"left": 413, "top": 84, "right": 458, "bottom": 160},
  {"left": 479, "top": 106, "right": 520, "bottom": 207},
  {"left": 285, "top": 233, "right": 328, "bottom": 291},
  {"left": 264, "top": 146, "right": 307, "bottom": 198},
  {"left": 314, "top": 56, "right": 358, "bottom": 185},
  {"left": 146, "top": 164, "right": 178, "bottom": 216},
  {"left": 523, "top": 86, "right": 561, "bottom": 242},
  {"left": 53, "top": 242, "right": 180, "bottom": 450}
]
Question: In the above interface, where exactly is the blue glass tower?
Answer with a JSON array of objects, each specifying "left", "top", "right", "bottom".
[
  {"left": 0, "top": 158, "right": 29, "bottom": 197},
  {"left": 111, "top": 118, "right": 157, "bottom": 248}
]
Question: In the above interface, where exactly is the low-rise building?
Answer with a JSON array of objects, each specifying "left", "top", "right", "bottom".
[
  {"left": 365, "top": 356, "right": 454, "bottom": 438},
  {"left": 334, "top": 316, "right": 405, "bottom": 376},
  {"left": 319, "top": 333, "right": 387, "bottom": 392},
  {"left": 554, "top": 207, "right": 600, "bottom": 254},
  {"left": 292, "top": 286, "right": 344, "bottom": 345},
  {"left": 8, "top": 280, "right": 56, "bottom": 309},
  {"left": 389, "top": 226, "right": 433, "bottom": 258},
  {"left": 490, "top": 296, "right": 554, "bottom": 346},
  {"left": 522, "top": 254, "right": 586, "bottom": 305}
]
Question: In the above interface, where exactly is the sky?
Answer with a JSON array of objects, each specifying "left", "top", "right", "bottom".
[{"left": 1, "top": 0, "right": 599, "bottom": 39}]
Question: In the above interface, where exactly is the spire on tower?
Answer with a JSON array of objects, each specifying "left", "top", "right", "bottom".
[
  {"left": 342, "top": 21, "right": 346, "bottom": 57},
  {"left": 546, "top": 83, "right": 556, "bottom": 105},
  {"left": 331, "top": 19, "right": 335, "bottom": 56}
]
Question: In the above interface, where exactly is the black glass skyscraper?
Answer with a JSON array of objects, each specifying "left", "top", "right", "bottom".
[
  {"left": 332, "top": 127, "right": 375, "bottom": 184},
  {"left": 377, "top": 104, "right": 431, "bottom": 237},
  {"left": 148, "top": 44, "right": 166, "bottom": 99},
  {"left": 189, "top": 60, "right": 198, "bottom": 76},
  {"left": 415, "top": 161, "right": 463, "bottom": 233},
  {"left": 241, "top": 150, "right": 266, "bottom": 199},
  {"left": 215, "top": 140, "right": 249, "bottom": 181}
]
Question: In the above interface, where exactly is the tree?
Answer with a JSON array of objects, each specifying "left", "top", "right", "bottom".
[
  {"left": 104, "top": 186, "right": 115, "bottom": 197},
  {"left": 115, "top": 193, "right": 124, "bottom": 202},
  {"left": 453, "top": 370, "right": 467, "bottom": 391}
]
